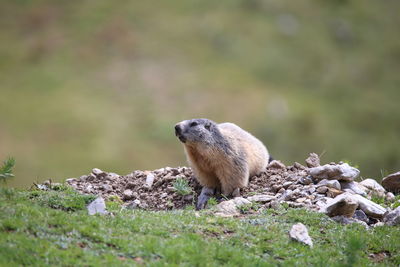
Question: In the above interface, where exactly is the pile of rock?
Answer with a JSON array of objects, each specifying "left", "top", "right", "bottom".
[{"left": 65, "top": 153, "right": 400, "bottom": 226}]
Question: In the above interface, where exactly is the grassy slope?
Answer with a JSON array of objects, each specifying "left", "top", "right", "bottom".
[
  {"left": 0, "top": 188, "right": 399, "bottom": 266},
  {"left": 0, "top": 1, "right": 400, "bottom": 187}
]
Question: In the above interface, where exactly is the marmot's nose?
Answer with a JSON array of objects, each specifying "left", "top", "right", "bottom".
[{"left": 175, "top": 124, "right": 182, "bottom": 136}]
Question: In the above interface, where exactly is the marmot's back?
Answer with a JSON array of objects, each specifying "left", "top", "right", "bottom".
[{"left": 218, "top": 122, "right": 269, "bottom": 177}]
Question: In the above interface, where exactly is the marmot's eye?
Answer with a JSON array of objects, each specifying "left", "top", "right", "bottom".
[
  {"left": 190, "top": 122, "right": 198, "bottom": 127},
  {"left": 204, "top": 123, "right": 211, "bottom": 130}
]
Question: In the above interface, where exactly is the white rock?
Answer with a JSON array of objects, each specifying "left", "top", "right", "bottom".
[
  {"left": 322, "top": 194, "right": 358, "bottom": 217},
  {"left": 215, "top": 197, "right": 250, "bottom": 217},
  {"left": 359, "top": 178, "right": 386, "bottom": 193},
  {"left": 289, "top": 223, "right": 313, "bottom": 247},
  {"left": 316, "top": 179, "right": 341, "bottom": 190},
  {"left": 215, "top": 200, "right": 240, "bottom": 217},
  {"left": 324, "top": 192, "right": 386, "bottom": 218},
  {"left": 383, "top": 206, "right": 400, "bottom": 226},
  {"left": 308, "top": 163, "right": 360, "bottom": 181},
  {"left": 386, "top": 192, "right": 395, "bottom": 202},
  {"left": 87, "top": 197, "right": 107, "bottom": 215},
  {"left": 268, "top": 160, "right": 286, "bottom": 169},
  {"left": 247, "top": 195, "right": 276, "bottom": 203},
  {"left": 233, "top": 197, "right": 251, "bottom": 206},
  {"left": 123, "top": 189, "right": 134, "bottom": 200},
  {"left": 92, "top": 168, "right": 104, "bottom": 176},
  {"left": 340, "top": 181, "right": 367, "bottom": 196},
  {"left": 144, "top": 173, "right": 155, "bottom": 188}
]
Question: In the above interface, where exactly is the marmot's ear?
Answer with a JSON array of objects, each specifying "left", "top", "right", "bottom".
[{"left": 205, "top": 122, "right": 211, "bottom": 130}]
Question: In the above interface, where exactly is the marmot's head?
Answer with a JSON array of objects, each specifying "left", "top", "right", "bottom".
[{"left": 174, "top": 118, "right": 218, "bottom": 145}]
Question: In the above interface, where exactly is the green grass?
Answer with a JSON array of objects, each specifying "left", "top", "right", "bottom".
[{"left": 0, "top": 188, "right": 399, "bottom": 266}]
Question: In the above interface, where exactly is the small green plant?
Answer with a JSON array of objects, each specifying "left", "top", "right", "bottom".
[
  {"left": 0, "top": 157, "right": 15, "bottom": 183},
  {"left": 207, "top": 197, "right": 218, "bottom": 207},
  {"left": 172, "top": 177, "right": 192, "bottom": 196}
]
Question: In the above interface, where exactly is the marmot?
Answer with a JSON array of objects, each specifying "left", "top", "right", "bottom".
[{"left": 174, "top": 118, "right": 272, "bottom": 210}]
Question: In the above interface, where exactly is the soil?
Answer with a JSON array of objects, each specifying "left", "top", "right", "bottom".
[{"left": 66, "top": 159, "right": 313, "bottom": 211}]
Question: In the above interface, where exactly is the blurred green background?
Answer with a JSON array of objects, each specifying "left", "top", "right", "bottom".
[{"left": 1, "top": 0, "right": 399, "bottom": 188}]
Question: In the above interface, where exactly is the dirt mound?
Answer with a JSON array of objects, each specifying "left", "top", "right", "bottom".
[{"left": 66, "top": 159, "right": 314, "bottom": 211}]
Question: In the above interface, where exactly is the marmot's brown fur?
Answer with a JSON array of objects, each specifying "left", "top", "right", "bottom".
[{"left": 174, "top": 118, "right": 271, "bottom": 209}]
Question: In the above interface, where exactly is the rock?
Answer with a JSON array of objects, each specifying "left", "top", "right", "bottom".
[
  {"left": 126, "top": 199, "right": 141, "bottom": 209},
  {"left": 322, "top": 194, "right": 358, "bottom": 217},
  {"left": 283, "top": 182, "right": 292, "bottom": 189},
  {"left": 305, "top": 153, "right": 320, "bottom": 168},
  {"left": 268, "top": 160, "right": 286, "bottom": 169},
  {"left": 294, "top": 162, "right": 306, "bottom": 170},
  {"left": 353, "top": 210, "right": 369, "bottom": 224},
  {"left": 326, "top": 192, "right": 386, "bottom": 218},
  {"left": 331, "top": 216, "right": 368, "bottom": 228},
  {"left": 316, "top": 186, "right": 328, "bottom": 194},
  {"left": 326, "top": 188, "right": 343, "bottom": 198},
  {"left": 316, "top": 179, "right": 341, "bottom": 190},
  {"left": 308, "top": 163, "right": 360, "bottom": 181},
  {"left": 65, "top": 178, "right": 76, "bottom": 183},
  {"left": 144, "top": 173, "right": 155, "bottom": 189},
  {"left": 102, "top": 184, "right": 113, "bottom": 192},
  {"left": 359, "top": 178, "right": 386, "bottom": 194},
  {"left": 247, "top": 194, "right": 275, "bottom": 203},
  {"left": 92, "top": 168, "right": 106, "bottom": 177},
  {"left": 289, "top": 223, "right": 313, "bottom": 247},
  {"left": 381, "top": 171, "right": 400, "bottom": 193},
  {"left": 233, "top": 197, "right": 251, "bottom": 206},
  {"left": 383, "top": 206, "right": 400, "bottom": 226},
  {"left": 386, "top": 192, "right": 395, "bottom": 202},
  {"left": 269, "top": 200, "right": 280, "bottom": 209},
  {"left": 340, "top": 181, "right": 367, "bottom": 196},
  {"left": 87, "top": 197, "right": 107, "bottom": 215},
  {"left": 123, "top": 189, "right": 134, "bottom": 200},
  {"left": 299, "top": 176, "right": 313, "bottom": 185},
  {"left": 215, "top": 200, "right": 240, "bottom": 217},
  {"left": 281, "top": 189, "right": 294, "bottom": 201}
]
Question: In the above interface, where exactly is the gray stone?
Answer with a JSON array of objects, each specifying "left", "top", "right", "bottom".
[
  {"left": 92, "top": 168, "right": 106, "bottom": 177},
  {"left": 87, "top": 197, "right": 107, "bottom": 215},
  {"left": 247, "top": 194, "right": 276, "bottom": 203},
  {"left": 381, "top": 171, "right": 400, "bottom": 193},
  {"left": 328, "top": 192, "right": 386, "bottom": 218},
  {"left": 383, "top": 206, "right": 400, "bottom": 226},
  {"left": 316, "top": 186, "right": 328, "bottom": 194},
  {"left": 386, "top": 192, "right": 395, "bottom": 202},
  {"left": 299, "top": 176, "right": 313, "bottom": 185},
  {"left": 144, "top": 173, "right": 155, "bottom": 189},
  {"left": 289, "top": 223, "right": 313, "bottom": 247},
  {"left": 308, "top": 163, "right": 360, "bottom": 181},
  {"left": 317, "top": 179, "right": 341, "bottom": 190},
  {"left": 215, "top": 197, "right": 250, "bottom": 217},
  {"left": 126, "top": 199, "right": 141, "bottom": 209},
  {"left": 65, "top": 178, "right": 76, "bottom": 183},
  {"left": 268, "top": 160, "right": 286, "bottom": 169},
  {"left": 322, "top": 194, "right": 358, "bottom": 217},
  {"left": 353, "top": 210, "right": 369, "bottom": 224},
  {"left": 340, "top": 181, "right": 367, "bottom": 196},
  {"left": 359, "top": 178, "right": 385, "bottom": 194},
  {"left": 305, "top": 153, "right": 320, "bottom": 168},
  {"left": 123, "top": 189, "right": 134, "bottom": 200}
]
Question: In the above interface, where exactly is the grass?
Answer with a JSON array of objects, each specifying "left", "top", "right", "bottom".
[{"left": 0, "top": 188, "right": 399, "bottom": 266}]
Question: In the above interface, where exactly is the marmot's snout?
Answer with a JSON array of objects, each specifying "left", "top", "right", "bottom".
[{"left": 174, "top": 123, "right": 186, "bottom": 143}]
